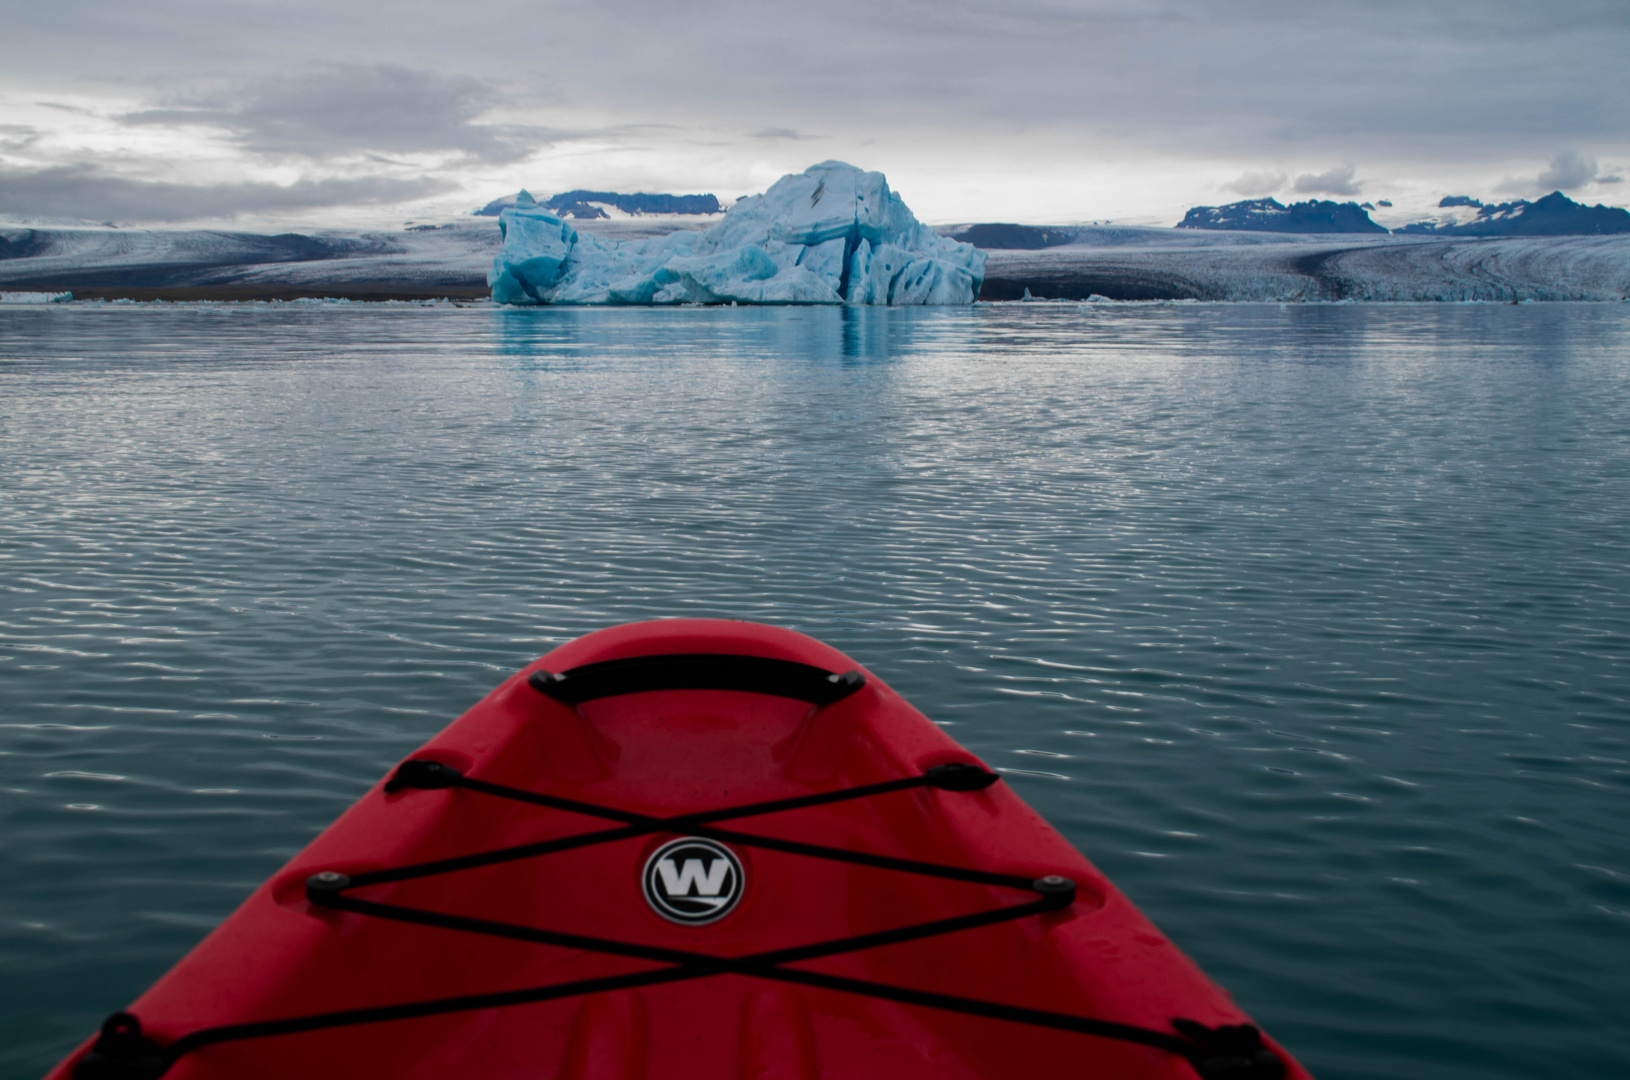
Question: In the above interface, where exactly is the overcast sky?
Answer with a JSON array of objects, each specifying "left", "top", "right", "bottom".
[{"left": 2, "top": 0, "right": 1627, "bottom": 227}]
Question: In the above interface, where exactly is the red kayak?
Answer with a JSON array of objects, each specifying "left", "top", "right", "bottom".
[{"left": 56, "top": 620, "right": 1309, "bottom": 1080}]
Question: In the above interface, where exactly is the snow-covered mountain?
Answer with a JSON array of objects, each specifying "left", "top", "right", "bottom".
[
  {"left": 1177, "top": 198, "right": 1388, "bottom": 234},
  {"left": 947, "top": 223, "right": 1078, "bottom": 250},
  {"left": 475, "top": 190, "right": 722, "bottom": 219},
  {"left": 1396, "top": 191, "right": 1630, "bottom": 237}
]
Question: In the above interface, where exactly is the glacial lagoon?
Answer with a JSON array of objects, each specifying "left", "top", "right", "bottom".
[{"left": 2, "top": 301, "right": 1627, "bottom": 1079}]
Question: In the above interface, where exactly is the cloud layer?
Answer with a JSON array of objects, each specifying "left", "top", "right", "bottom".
[
  {"left": 1293, "top": 165, "right": 1363, "bottom": 198},
  {"left": 1493, "top": 150, "right": 1627, "bottom": 197},
  {"left": 122, "top": 64, "right": 542, "bottom": 163},
  {"left": 1537, "top": 151, "right": 1600, "bottom": 191},
  {"left": 2, "top": 0, "right": 1627, "bottom": 223},
  {"left": 0, "top": 166, "right": 445, "bottom": 222}
]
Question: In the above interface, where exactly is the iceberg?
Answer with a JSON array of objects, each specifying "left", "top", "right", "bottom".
[{"left": 488, "top": 162, "right": 985, "bottom": 305}]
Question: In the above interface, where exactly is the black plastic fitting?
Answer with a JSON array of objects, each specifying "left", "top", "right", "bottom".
[
  {"left": 826, "top": 670, "right": 866, "bottom": 693},
  {"left": 1031, "top": 874, "right": 1078, "bottom": 908},
  {"left": 305, "top": 871, "right": 352, "bottom": 902},
  {"left": 72, "top": 1013, "right": 167, "bottom": 1080},
  {"left": 923, "top": 762, "right": 1000, "bottom": 791},
  {"left": 384, "top": 758, "right": 463, "bottom": 794},
  {"left": 1171, "top": 1019, "right": 1286, "bottom": 1080}
]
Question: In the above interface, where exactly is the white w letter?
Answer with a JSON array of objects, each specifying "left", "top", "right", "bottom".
[{"left": 657, "top": 857, "right": 730, "bottom": 896}]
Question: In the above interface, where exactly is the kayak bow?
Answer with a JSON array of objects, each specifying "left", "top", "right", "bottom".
[{"left": 55, "top": 619, "right": 1309, "bottom": 1080}]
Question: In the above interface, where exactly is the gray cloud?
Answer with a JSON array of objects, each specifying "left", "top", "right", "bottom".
[
  {"left": 516, "top": 0, "right": 1630, "bottom": 157},
  {"left": 1293, "top": 165, "right": 1363, "bottom": 197},
  {"left": 1224, "top": 171, "right": 1286, "bottom": 197},
  {"left": 1536, "top": 150, "right": 1599, "bottom": 190},
  {"left": 123, "top": 64, "right": 546, "bottom": 163},
  {"left": 4, "top": 0, "right": 1629, "bottom": 220},
  {"left": 751, "top": 128, "right": 816, "bottom": 140},
  {"left": 0, "top": 166, "right": 447, "bottom": 222},
  {"left": 7, "top": 1, "right": 1627, "bottom": 155},
  {"left": 0, "top": 124, "right": 40, "bottom": 152},
  {"left": 1496, "top": 150, "right": 1609, "bottom": 196}
]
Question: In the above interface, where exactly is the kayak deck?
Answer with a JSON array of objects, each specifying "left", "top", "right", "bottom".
[{"left": 57, "top": 620, "right": 1307, "bottom": 1080}]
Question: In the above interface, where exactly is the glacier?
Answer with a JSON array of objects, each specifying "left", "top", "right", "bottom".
[
  {"left": 974, "top": 228, "right": 1630, "bottom": 302},
  {"left": 6, "top": 205, "right": 1625, "bottom": 304},
  {"left": 487, "top": 161, "right": 985, "bottom": 306}
]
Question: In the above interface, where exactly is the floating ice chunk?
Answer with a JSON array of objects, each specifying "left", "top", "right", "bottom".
[
  {"left": 1, "top": 291, "right": 72, "bottom": 304},
  {"left": 490, "top": 190, "right": 580, "bottom": 303},
  {"left": 488, "top": 162, "right": 984, "bottom": 305}
]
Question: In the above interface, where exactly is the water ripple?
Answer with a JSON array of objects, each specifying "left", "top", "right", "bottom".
[{"left": 1, "top": 303, "right": 1628, "bottom": 1079}]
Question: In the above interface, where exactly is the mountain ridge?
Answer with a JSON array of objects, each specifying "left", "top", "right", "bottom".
[
  {"left": 1397, "top": 191, "right": 1630, "bottom": 237},
  {"left": 475, "top": 190, "right": 721, "bottom": 219},
  {"left": 1177, "top": 197, "right": 1387, "bottom": 234}
]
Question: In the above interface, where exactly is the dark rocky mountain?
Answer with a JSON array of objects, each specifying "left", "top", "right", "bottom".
[
  {"left": 1397, "top": 191, "right": 1630, "bottom": 236},
  {"left": 474, "top": 190, "right": 721, "bottom": 218},
  {"left": 948, "top": 223, "right": 1077, "bottom": 249},
  {"left": 474, "top": 194, "right": 518, "bottom": 216},
  {"left": 1438, "top": 196, "right": 1483, "bottom": 208},
  {"left": 0, "top": 230, "right": 55, "bottom": 261},
  {"left": 1177, "top": 198, "right": 1387, "bottom": 233}
]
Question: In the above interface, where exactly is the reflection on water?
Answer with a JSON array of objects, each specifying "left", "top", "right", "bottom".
[
  {"left": 2, "top": 302, "right": 1628, "bottom": 1080},
  {"left": 492, "top": 305, "right": 986, "bottom": 381}
]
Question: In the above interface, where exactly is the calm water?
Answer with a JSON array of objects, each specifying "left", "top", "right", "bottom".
[{"left": 2, "top": 302, "right": 1627, "bottom": 1079}]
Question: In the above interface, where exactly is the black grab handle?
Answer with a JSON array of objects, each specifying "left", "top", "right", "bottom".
[{"left": 529, "top": 653, "right": 866, "bottom": 706}]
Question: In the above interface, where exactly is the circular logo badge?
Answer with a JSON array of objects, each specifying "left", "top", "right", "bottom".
[{"left": 642, "top": 837, "right": 744, "bottom": 925}]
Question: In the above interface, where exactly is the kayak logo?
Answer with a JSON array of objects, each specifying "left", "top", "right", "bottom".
[{"left": 642, "top": 837, "right": 744, "bottom": 925}]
